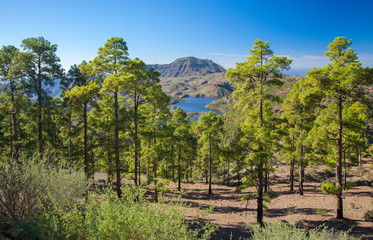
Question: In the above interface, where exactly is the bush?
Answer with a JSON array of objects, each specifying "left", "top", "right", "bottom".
[
  {"left": 0, "top": 155, "right": 89, "bottom": 239},
  {"left": 249, "top": 221, "right": 360, "bottom": 240},
  {"left": 0, "top": 156, "right": 216, "bottom": 240},
  {"left": 71, "top": 186, "right": 216, "bottom": 240}
]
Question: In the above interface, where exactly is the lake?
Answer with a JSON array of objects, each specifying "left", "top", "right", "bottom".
[{"left": 172, "top": 97, "right": 219, "bottom": 120}]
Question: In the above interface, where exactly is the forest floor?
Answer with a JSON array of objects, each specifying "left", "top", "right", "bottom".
[{"left": 94, "top": 159, "right": 373, "bottom": 240}]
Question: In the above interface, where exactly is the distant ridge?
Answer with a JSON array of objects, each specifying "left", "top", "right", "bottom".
[
  {"left": 147, "top": 57, "right": 232, "bottom": 98},
  {"left": 148, "top": 56, "right": 225, "bottom": 78}
]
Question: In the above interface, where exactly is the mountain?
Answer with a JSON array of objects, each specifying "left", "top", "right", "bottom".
[
  {"left": 148, "top": 56, "right": 226, "bottom": 78},
  {"left": 148, "top": 57, "right": 233, "bottom": 98}
]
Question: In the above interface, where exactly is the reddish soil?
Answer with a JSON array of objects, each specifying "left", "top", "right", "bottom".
[{"left": 94, "top": 159, "right": 373, "bottom": 240}]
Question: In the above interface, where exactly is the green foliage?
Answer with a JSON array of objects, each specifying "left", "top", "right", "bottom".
[
  {"left": 77, "top": 187, "right": 216, "bottom": 240},
  {"left": 321, "top": 182, "right": 342, "bottom": 195},
  {"left": 0, "top": 155, "right": 216, "bottom": 240},
  {"left": 316, "top": 208, "right": 328, "bottom": 216},
  {"left": 0, "top": 155, "right": 88, "bottom": 239},
  {"left": 249, "top": 221, "right": 360, "bottom": 240}
]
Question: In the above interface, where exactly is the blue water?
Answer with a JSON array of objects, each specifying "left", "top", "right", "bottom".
[{"left": 172, "top": 97, "right": 219, "bottom": 120}]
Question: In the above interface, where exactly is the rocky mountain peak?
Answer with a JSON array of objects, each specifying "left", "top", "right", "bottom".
[{"left": 148, "top": 57, "right": 225, "bottom": 78}]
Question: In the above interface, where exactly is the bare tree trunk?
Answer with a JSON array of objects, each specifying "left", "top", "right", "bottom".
[
  {"left": 138, "top": 153, "right": 141, "bottom": 185},
  {"left": 153, "top": 136, "right": 158, "bottom": 202},
  {"left": 114, "top": 92, "right": 121, "bottom": 198},
  {"left": 107, "top": 137, "right": 113, "bottom": 182},
  {"left": 336, "top": 94, "right": 343, "bottom": 219},
  {"left": 190, "top": 164, "right": 193, "bottom": 180},
  {"left": 91, "top": 150, "right": 95, "bottom": 179},
  {"left": 257, "top": 98, "right": 264, "bottom": 227},
  {"left": 134, "top": 91, "right": 139, "bottom": 186},
  {"left": 147, "top": 156, "right": 150, "bottom": 180},
  {"left": 9, "top": 115, "right": 13, "bottom": 158},
  {"left": 178, "top": 140, "right": 181, "bottom": 192},
  {"left": 299, "top": 162, "right": 304, "bottom": 195},
  {"left": 264, "top": 164, "right": 268, "bottom": 193},
  {"left": 11, "top": 105, "right": 19, "bottom": 162},
  {"left": 84, "top": 102, "right": 89, "bottom": 176},
  {"left": 237, "top": 171, "right": 240, "bottom": 186},
  {"left": 208, "top": 132, "right": 212, "bottom": 195},
  {"left": 290, "top": 157, "right": 295, "bottom": 191},
  {"left": 170, "top": 144, "right": 175, "bottom": 180},
  {"left": 227, "top": 157, "right": 230, "bottom": 186},
  {"left": 344, "top": 149, "right": 347, "bottom": 188},
  {"left": 38, "top": 67, "right": 43, "bottom": 159},
  {"left": 68, "top": 108, "right": 72, "bottom": 167},
  {"left": 186, "top": 164, "right": 189, "bottom": 183}
]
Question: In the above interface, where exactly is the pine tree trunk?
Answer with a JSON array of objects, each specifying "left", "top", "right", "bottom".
[
  {"left": 223, "top": 163, "right": 226, "bottom": 185},
  {"left": 186, "top": 164, "right": 189, "bottom": 183},
  {"left": 227, "top": 157, "right": 230, "bottom": 186},
  {"left": 138, "top": 153, "right": 141, "bottom": 185},
  {"left": 299, "top": 160, "right": 304, "bottom": 195},
  {"left": 147, "top": 156, "right": 150, "bottom": 180},
  {"left": 114, "top": 92, "right": 121, "bottom": 198},
  {"left": 153, "top": 136, "right": 158, "bottom": 202},
  {"left": 134, "top": 91, "right": 139, "bottom": 186},
  {"left": 107, "top": 137, "right": 112, "bottom": 182},
  {"left": 178, "top": 140, "right": 181, "bottom": 192},
  {"left": 344, "top": 150, "right": 347, "bottom": 188},
  {"left": 10, "top": 81, "right": 19, "bottom": 163},
  {"left": 91, "top": 150, "right": 95, "bottom": 179},
  {"left": 257, "top": 98, "right": 264, "bottom": 226},
  {"left": 264, "top": 164, "right": 268, "bottom": 193},
  {"left": 208, "top": 132, "right": 212, "bottom": 195},
  {"left": 84, "top": 102, "right": 89, "bottom": 176},
  {"left": 171, "top": 145, "right": 175, "bottom": 180},
  {"left": 9, "top": 115, "right": 13, "bottom": 158},
  {"left": 68, "top": 108, "right": 72, "bottom": 167},
  {"left": 290, "top": 157, "right": 295, "bottom": 191},
  {"left": 190, "top": 164, "right": 193, "bottom": 180},
  {"left": 336, "top": 94, "right": 344, "bottom": 219},
  {"left": 38, "top": 58, "right": 43, "bottom": 159},
  {"left": 237, "top": 171, "right": 240, "bottom": 186}
]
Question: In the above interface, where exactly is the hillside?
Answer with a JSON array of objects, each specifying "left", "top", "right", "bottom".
[
  {"left": 148, "top": 57, "right": 233, "bottom": 98},
  {"left": 148, "top": 56, "right": 225, "bottom": 78}
]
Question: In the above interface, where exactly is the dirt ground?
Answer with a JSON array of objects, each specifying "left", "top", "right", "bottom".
[{"left": 94, "top": 159, "right": 373, "bottom": 240}]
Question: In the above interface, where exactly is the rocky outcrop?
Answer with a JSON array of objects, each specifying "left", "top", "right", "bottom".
[{"left": 148, "top": 57, "right": 225, "bottom": 78}]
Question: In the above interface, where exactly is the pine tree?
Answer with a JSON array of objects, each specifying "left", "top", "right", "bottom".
[
  {"left": 21, "top": 37, "right": 63, "bottom": 159},
  {"left": 196, "top": 111, "right": 224, "bottom": 195},
  {"left": 307, "top": 37, "right": 372, "bottom": 219},
  {"left": 226, "top": 39, "right": 291, "bottom": 225}
]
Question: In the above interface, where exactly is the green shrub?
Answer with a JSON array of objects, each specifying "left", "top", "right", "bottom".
[
  {"left": 62, "top": 185, "right": 216, "bottom": 240},
  {"left": 249, "top": 221, "right": 360, "bottom": 240},
  {"left": 316, "top": 208, "right": 328, "bottom": 216},
  {"left": 0, "top": 155, "right": 88, "bottom": 239},
  {"left": 0, "top": 156, "right": 216, "bottom": 239}
]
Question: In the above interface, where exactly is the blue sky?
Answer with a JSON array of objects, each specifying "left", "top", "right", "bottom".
[{"left": 1, "top": 0, "right": 372, "bottom": 76}]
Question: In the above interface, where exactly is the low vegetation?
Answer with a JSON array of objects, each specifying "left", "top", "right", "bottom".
[{"left": 0, "top": 157, "right": 217, "bottom": 240}]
